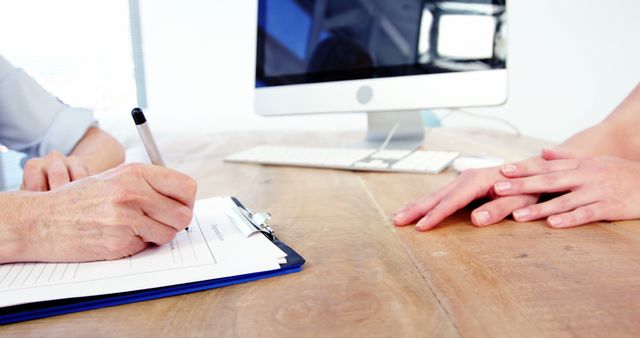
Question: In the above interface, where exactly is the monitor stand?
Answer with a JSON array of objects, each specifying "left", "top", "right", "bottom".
[{"left": 360, "top": 110, "right": 425, "bottom": 151}]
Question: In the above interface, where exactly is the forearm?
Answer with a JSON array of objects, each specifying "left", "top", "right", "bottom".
[
  {"left": 70, "top": 127, "right": 125, "bottom": 175},
  {"left": 558, "top": 121, "right": 639, "bottom": 160},
  {"left": 558, "top": 83, "right": 640, "bottom": 160},
  {"left": 0, "top": 192, "right": 42, "bottom": 264}
]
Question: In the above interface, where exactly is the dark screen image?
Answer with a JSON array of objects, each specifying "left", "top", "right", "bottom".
[{"left": 256, "top": 0, "right": 506, "bottom": 88}]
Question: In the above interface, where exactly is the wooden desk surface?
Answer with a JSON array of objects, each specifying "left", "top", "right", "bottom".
[{"left": 3, "top": 129, "right": 640, "bottom": 337}]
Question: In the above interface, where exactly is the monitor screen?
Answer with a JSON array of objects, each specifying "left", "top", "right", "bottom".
[{"left": 256, "top": 0, "right": 506, "bottom": 88}]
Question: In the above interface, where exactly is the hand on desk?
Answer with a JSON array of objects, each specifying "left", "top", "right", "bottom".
[
  {"left": 21, "top": 151, "right": 91, "bottom": 191},
  {"left": 394, "top": 149, "right": 640, "bottom": 230},
  {"left": 494, "top": 149, "right": 640, "bottom": 228},
  {"left": 15, "top": 163, "right": 197, "bottom": 263},
  {"left": 392, "top": 164, "right": 539, "bottom": 231}
]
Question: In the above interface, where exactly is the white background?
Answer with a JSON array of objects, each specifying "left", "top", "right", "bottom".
[
  {"left": 2, "top": 0, "right": 640, "bottom": 144},
  {"left": 135, "top": 0, "right": 640, "bottom": 143}
]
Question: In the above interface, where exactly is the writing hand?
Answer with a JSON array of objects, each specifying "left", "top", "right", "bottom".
[
  {"left": 393, "top": 166, "right": 539, "bottom": 231},
  {"left": 21, "top": 163, "right": 197, "bottom": 262},
  {"left": 495, "top": 149, "right": 640, "bottom": 228}
]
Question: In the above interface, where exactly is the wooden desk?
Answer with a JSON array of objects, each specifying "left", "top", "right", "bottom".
[{"left": 3, "top": 129, "right": 640, "bottom": 337}]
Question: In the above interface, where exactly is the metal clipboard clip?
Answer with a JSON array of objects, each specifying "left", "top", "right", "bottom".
[{"left": 228, "top": 197, "right": 276, "bottom": 241}]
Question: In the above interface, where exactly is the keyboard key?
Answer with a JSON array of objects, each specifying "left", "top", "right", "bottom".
[{"left": 370, "top": 150, "right": 411, "bottom": 160}]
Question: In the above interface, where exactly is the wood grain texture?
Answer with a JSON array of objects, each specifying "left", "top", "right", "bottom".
[
  {"left": 1, "top": 130, "right": 456, "bottom": 337},
  {"left": 361, "top": 129, "right": 640, "bottom": 338},
  {"left": 3, "top": 129, "right": 639, "bottom": 337}
]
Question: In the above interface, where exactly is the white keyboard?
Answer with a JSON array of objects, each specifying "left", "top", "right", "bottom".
[{"left": 224, "top": 146, "right": 459, "bottom": 174}]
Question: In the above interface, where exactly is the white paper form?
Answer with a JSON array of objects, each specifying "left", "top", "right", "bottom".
[{"left": 0, "top": 197, "right": 285, "bottom": 307}]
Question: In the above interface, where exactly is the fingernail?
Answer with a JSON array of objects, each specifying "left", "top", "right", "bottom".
[
  {"left": 392, "top": 212, "right": 404, "bottom": 223},
  {"left": 415, "top": 215, "right": 430, "bottom": 229},
  {"left": 501, "top": 164, "right": 517, "bottom": 174},
  {"left": 548, "top": 216, "right": 563, "bottom": 227},
  {"left": 494, "top": 181, "right": 512, "bottom": 192},
  {"left": 512, "top": 208, "right": 530, "bottom": 220},
  {"left": 473, "top": 210, "right": 490, "bottom": 225}
]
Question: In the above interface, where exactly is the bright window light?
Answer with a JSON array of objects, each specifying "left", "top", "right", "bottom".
[
  {"left": 437, "top": 15, "right": 496, "bottom": 59},
  {"left": 0, "top": 0, "right": 137, "bottom": 112}
]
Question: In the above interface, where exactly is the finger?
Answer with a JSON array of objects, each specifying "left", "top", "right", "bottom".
[
  {"left": 545, "top": 202, "right": 604, "bottom": 228},
  {"left": 66, "top": 156, "right": 89, "bottom": 181},
  {"left": 500, "top": 158, "right": 579, "bottom": 178},
  {"left": 511, "top": 190, "right": 594, "bottom": 222},
  {"left": 117, "top": 164, "right": 197, "bottom": 208},
  {"left": 22, "top": 159, "right": 48, "bottom": 191},
  {"left": 415, "top": 188, "right": 488, "bottom": 231},
  {"left": 494, "top": 172, "right": 580, "bottom": 196},
  {"left": 131, "top": 216, "right": 179, "bottom": 245},
  {"left": 541, "top": 148, "right": 581, "bottom": 161},
  {"left": 139, "top": 193, "right": 194, "bottom": 231},
  {"left": 101, "top": 236, "right": 149, "bottom": 261},
  {"left": 47, "top": 156, "right": 72, "bottom": 189},
  {"left": 471, "top": 194, "right": 539, "bottom": 227},
  {"left": 393, "top": 181, "right": 459, "bottom": 226}
]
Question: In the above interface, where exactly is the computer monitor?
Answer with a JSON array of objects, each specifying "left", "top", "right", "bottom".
[{"left": 255, "top": 0, "right": 507, "bottom": 149}]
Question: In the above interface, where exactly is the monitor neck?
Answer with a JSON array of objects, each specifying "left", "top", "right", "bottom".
[{"left": 363, "top": 110, "right": 425, "bottom": 150}]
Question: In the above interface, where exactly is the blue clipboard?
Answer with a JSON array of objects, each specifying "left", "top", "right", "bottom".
[{"left": 0, "top": 198, "right": 305, "bottom": 325}]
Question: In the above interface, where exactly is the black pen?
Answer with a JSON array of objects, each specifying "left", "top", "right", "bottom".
[
  {"left": 131, "top": 107, "right": 164, "bottom": 166},
  {"left": 131, "top": 108, "right": 189, "bottom": 231}
]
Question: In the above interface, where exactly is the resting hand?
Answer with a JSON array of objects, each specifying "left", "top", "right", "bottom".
[
  {"left": 22, "top": 163, "right": 197, "bottom": 262},
  {"left": 393, "top": 166, "right": 539, "bottom": 231},
  {"left": 22, "top": 151, "right": 90, "bottom": 191},
  {"left": 495, "top": 149, "right": 640, "bottom": 228}
]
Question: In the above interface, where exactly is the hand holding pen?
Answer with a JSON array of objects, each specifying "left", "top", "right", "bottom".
[{"left": 131, "top": 107, "right": 192, "bottom": 231}]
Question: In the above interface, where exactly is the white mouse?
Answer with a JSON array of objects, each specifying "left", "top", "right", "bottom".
[{"left": 452, "top": 155, "right": 505, "bottom": 172}]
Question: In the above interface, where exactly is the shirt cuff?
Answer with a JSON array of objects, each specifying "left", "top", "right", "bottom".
[{"left": 36, "top": 106, "right": 98, "bottom": 157}]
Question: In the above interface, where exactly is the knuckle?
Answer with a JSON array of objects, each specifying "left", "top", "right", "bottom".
[
  {"left": 165, "top": 228, "right": 177, "bottom": 242},
  {"left": 112, "top": 185, "right": 139, "bottom": 204},
  {"left": 66, "top": 155, "right": 83, "bottom": 167},
  {"left": 157, "top": 227, "right": 177, "bottom": 244},
  {"left": 579, "top": 207, "right": 596, "bottom": 221},
  {"left": 185, "top": 177, "right": 198, "bottom": 197},
  {"left": 176, "top": 207, "right": 194, "bottom": 227},
  {"left": 404, "top": 201, "right": 418, "bottom": 210},
  {"left": 49, "top": 163, "right": 68, "bottom": 176},
  {"left": 508, "top": 179, "right": 522, "bottom": 191},
  {"left": 539, "top": 161, "right": 553, "bottom": 172},
  {"left": 526, "top": 204, "right": 540, "bottom": 217},
  {"left": 120, "top": 163, "right": 145, "bottom": 177},
  {"left": 531, "top": 157, "right": 545, "bottom": 167},
  {"left": 554, "top": 197, "right": 571, "bottom": 212},
  {"left": 105, "top": 208, "right": 129, "bottom": 227},
  {"left": 563, "top": 213, "right": 577, "bottom": 225},
  {"left": 47, "top": 150, "right": 64, "bottom": 160},
  {"left": 110, "top": 186, "right": 144, "bottom": 209},
  {"left": 485, "top": 201, "right": 508, "bottom": 217},
  {"left": 542, "top": 174, "right": 557, "bottom": 186},
  {"left": 23, "top": 159, "right": 42, "bottom": 172},
  {"left": 569, "top": 158, "right": 580, "bottom": 169},
  {"left": 103, "top": 236, "right": 130, "bottom": 256}
]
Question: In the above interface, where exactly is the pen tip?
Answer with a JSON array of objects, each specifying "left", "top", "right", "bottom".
[{"left": 131, "top": 107, "right": 147, "bottom": 125}]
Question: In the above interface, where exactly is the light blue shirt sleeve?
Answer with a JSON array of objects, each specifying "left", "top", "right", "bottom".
[{"left": 0, "top": 55, "right": 97, "bottom": 157}]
